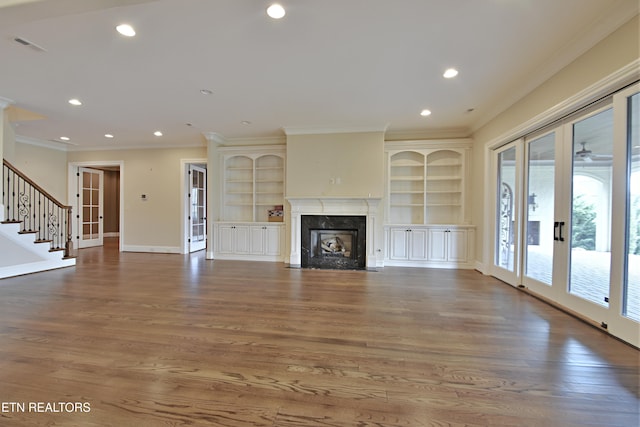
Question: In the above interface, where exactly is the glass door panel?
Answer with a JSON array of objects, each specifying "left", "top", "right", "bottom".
[
  {"left": 569, "top": 108, "right": 614, "bottom": 307},
  {"left": 496, "top": 147, "right": 517, "bottom": 271},
  {"left": 78, "top": 167, "right": 103, "bottom": 249},
  {"left": 525, "top": 132, "right": 556, "bottom": 286},
  {"left": 624, "top": 92, "right": 639, "bottom": 322},
  {"left": 189, "top": 164, "right": 206, "bottom": 252},
  {"left": 494, "top": 144, "right": 519, "bottom": 280}
]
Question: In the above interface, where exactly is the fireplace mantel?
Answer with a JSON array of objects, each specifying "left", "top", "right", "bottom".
[{"left": 287, "top": 197, "right": 381, "bottom": 269}]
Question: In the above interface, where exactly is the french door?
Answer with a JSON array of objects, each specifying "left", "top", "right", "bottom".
[
  {"left": 493, "top": 83, "right": 639, "bottom": 347},
  {"left": 188, "top": 164, "right": 207, "bottom": 252},
  {"left": 77, "top": 167, "right": 104, "bottom": 249}
]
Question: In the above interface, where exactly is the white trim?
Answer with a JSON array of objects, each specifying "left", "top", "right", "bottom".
[
  {"left": 473, "top": 4, "right": 640, "bottom": 132},
  {"left": 0, "top": 96, "right": 15, "bottom": 109},
  {"left": 286, "top": 197, "right": 382, "bottom": 269},
  {"left": 104, "top": 232, "right": 120, "bottom": 238},
  {"left": 283, "top": 124, "right": 389, "bottom": 135},
  {"left": 68, "top": 160, "right": 124, "bottom": 253},
  {"left": 121, "top": 245, "right": 181, "bottom": 254},
  {"left": 485, "top": 59, "right": 640, "bottom": 151},
  {"left": 180, "top": 158, "right": 207, "bottom": 254},
  {"left": 16, "top": 135, "right": 71, "bottom": 152}
]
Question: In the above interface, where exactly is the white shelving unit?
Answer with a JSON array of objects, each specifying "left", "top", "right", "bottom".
[
  {"left": 222, "top": 150, "right": 285, "bottom": 223},
  {"left": 384, "top": 140, "right": 475, "bottom": 269},
  {"left": 216, "top": 146, "right": 285, "bottom": 262}
]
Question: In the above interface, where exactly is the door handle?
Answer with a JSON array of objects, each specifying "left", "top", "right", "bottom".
[
  {"left": 558, "top": 221, "right": 565, "bottom": 242},
  {"left": 554, "top": 221, "right": 559, "bottom": 241}
]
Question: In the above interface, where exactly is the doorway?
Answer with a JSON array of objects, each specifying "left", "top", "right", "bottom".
[
  {"left": 68, "top": 161, "right": 124, "bottom": 252},
  {"left": 489, "top": 83, "right": 640, "bottom": 346},
  {"left": 181, "top": 160, "right": 207, "bottom": 253}
]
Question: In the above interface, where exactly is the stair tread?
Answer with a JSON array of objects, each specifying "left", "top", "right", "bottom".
[
  {"left": 35, "top": 239, "right": 54, "bottom": 243},
  {"left": 18, "top": 230, "right": 38, "bottom": 234},
  {"left": 1, "top": 220, "right": 22, "bottom": 224}
]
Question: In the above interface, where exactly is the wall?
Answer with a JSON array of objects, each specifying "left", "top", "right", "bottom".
[
  {"left": 470, "top": 14, "right": 639, "bottom": 271},
  {"left": 13, "top": 141, "right": 68, "bottom": 203},
  {"left": 68, "top": 146, "right": 206, "bottom": 252},
  {"left": 103, "top": 169, "right": 120, "bottom": 234},
  {"left": 286, "top": 131, "right": 385, "bottom": 198},
  {"left": 2, "top": 112, "right": 15, "bottom": 163}
]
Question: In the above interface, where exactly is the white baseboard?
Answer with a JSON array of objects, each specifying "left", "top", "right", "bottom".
[
  {"left": 121, "top": 245, "right": 181, "bottom": 254},
  {"left": 104, "top": 232, "right": 120, "bottom": 238}
]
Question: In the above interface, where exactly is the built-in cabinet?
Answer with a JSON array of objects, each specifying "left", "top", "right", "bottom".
[
  {"left": 214, "top": 222, "right": 284, "bottom": 261},
  {"left": 214, "top": 146, "right": 285, "bottom": 261},
  {"left": 384, "top": 140, "right": 475, "bottom": 268}
]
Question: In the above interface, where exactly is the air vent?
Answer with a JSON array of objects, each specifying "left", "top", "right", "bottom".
[{"left": 14, "top": 37, "right": 46, "bottom": 52}]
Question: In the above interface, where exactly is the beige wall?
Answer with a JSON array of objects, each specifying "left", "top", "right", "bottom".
[
  {"left": 470, "top": 14, "right": 639, "bottom": 270},
  {"left": 13, "top": 141, "right": 68, "bottom": 203},
  {"left": 286, "top": 131, "right": 385, "bottom": 198},
  {"left": 103, "top": 170, "right": 120, "bottom": 234},
  {"left": 2, "top": 113, "right": 15, "bottom": 164},
  {"left": 69, "top": 146, "right": 206, "bottom": 252}
]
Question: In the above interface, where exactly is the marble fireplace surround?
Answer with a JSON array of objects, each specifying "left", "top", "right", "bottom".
[{"left": 287, "top": 197, "right": 381, "bottom": 270}]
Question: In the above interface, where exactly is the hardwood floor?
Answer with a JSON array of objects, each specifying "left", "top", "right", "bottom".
[{"left": 0, "top": 238, "right": 638, "bottom": 426}]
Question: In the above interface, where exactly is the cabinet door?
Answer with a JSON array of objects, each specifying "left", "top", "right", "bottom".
[
  {"left": 447, "top": 229, "right": 468, "bottom": 262},
  {"left": 250, "top": 226, "right": 265, "bottom": 255},
  {"left": 427, "top": 229, "right": 448, "bottom": 261},
  {"left": 264, "top": 226, "right": 281, "bottom": 256},
  {"left": 217, "top": 225, "right": 236, "bottom": 254},
  {"left": 234, "top": 225, "right": 251, "bottom": 254},
  {"left": 408, "top": 229, "right": 428, "bottom": 260},
  {"left": 389, "top": 228, "right": 409, "bottom": 260}
]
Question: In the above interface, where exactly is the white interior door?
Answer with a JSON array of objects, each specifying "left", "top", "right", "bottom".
[
  {"left": 78, "top": 167, "right": 103, "bottom": 249},
  {"left": 189, "top": 164, "right": 207, "bottom": 252},
  {"left": 492, "top": 140, "right": 523, "bottom": 284}
]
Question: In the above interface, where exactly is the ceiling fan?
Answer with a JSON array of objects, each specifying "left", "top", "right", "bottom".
[{"left": 574, "top": 142, "right": 612, "bottom": 162}]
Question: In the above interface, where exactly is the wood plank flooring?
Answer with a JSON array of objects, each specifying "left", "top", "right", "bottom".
[{"left": 0, "top": 238, "right": 638, "bottom": 426}]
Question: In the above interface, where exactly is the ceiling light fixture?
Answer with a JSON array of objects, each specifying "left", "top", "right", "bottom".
[
  {"left": 154, "top": 131, "right": 163, "bottom": 137},
  {"left": 443, "top": 68, "right": 459, "bottom": 79},
  {"left": 105, "top": 134, "right": 114, "bottom": 138},
  {"left": 59, "top": 136, "right": 70, "bottom": 141},
  {"left": 116, "top": 24, "right": 136, "bottom": 37},
  {"left": 420, "top": 109, "right": 432, "bottom": 117},
  {"left": 68, "top": 98, "right": 82, "bottom": 106},
  {"left": 200, "top": 89, "right": 213, "bottom": 95},
  {"left": 241, "top": 120, "right": 251, "bottom": 125},
  {"left": 267, "top": 3, "right": 286, "bottom": 19}
]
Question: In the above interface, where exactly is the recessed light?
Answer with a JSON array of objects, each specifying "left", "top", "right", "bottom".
[
  {"left": 116, "top": 24, "right": 136, "bottom": 37},
  {"left": 267, "top": 3, "right": 286, "bottom": 19},
  {"left": 59, "top": 136, "right": 70, "bottom": 141},
  {"left": 443, "top": 68, "right": 459, "bottom": 79},
  {"left": 105, "top": 134, "right": 114, "bottom": 138},
  {"left": 200, "top": 89, "right": 213, "bottom": 95},
  {"left": 154, "top": 131, "right": 163, "bottom": 137},
  {"left": 68, "top": 98, "right": 82, "bottom": 106},
  {"left": 420, "top": 109, "right": 432, "bottom": 117}
]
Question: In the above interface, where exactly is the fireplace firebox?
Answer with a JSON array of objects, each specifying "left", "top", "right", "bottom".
[{"left": 301, "top": 215, "right": 366, "bottom": 270}]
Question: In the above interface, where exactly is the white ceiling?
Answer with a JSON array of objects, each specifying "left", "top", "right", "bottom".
[{"left": 0, "top": 0, "right": 637, "bottom": 150}]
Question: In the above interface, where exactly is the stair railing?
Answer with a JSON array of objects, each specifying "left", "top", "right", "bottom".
[{"left": 2, "top": 159, "right": 73, "bottom": 258}]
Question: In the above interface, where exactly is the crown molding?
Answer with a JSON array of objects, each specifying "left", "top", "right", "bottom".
[
  {"left": 472, "top": 4, "right": 639, "bottom": 133},
  {"left": 484, "top": 58, "right": 640, "bottom": 150},
  {"left": 282, "top": 124, "right": 389, "bottom": 136},
  {"left": 0, "top": 96, "right": 15, "bottom": 110},
  {"left": 16, "top": 134, "right": 70, "bottom": 152},
  {"left": 202, "top": 132, "right": 226, "bottom": 144}
]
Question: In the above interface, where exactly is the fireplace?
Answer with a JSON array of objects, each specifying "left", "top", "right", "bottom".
[
  {"left": 287, "top": 197, "right": 382, "bottom": 270},
  {"left": 301, "top": 215, "right": 366, "bottom": 270}
]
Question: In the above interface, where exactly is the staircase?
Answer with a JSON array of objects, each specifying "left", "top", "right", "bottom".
[{"left": 1, "top": 159, "right": 76, "bottom": 279}]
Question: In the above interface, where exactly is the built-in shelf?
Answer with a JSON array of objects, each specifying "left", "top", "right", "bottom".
[
  {"left": 222, "top": 148, "right": 285, "bottom": 223},
  {"left": 386, "top": 143, "right": 470, "bottom": 226}
]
